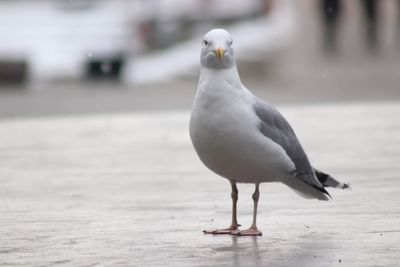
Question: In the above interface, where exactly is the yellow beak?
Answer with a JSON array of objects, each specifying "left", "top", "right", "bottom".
[{"left": 215, "top": 47, "right": 225, "bottom": 60}]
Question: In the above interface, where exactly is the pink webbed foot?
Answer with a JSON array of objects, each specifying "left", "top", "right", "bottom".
[
  {"left": 203, "top": 225, "right": 241, "bottom": 235},
  {"left": 237, "top": 227, "right": 262, "bottom": 236}
]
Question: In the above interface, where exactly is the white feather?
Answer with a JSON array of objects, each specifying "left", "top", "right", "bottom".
[{"left": 190, "top": 67, "right": 295, "bottom": 184}]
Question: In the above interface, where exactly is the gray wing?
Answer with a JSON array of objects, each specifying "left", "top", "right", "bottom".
[{"left": 253, "top": 99, "right": 325, "bottom": 190}]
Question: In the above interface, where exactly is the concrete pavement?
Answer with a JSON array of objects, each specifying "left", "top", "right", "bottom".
[{"left": 1, "top": 102, "right": 399, "bottom": 266}]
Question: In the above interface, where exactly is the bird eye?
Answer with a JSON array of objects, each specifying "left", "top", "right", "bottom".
[
  {"left": 203, "top": 40, "right": 209, "bottom": 46},
  {"left": 228, "top": 40, "right": 233, "bottom": 46}
]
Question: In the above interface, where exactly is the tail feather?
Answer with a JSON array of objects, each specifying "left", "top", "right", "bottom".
[
  {"left": 283, "top": 169, "right": 350, "bottom": 201},
  {"left": 283, "top": 176, "right": 331, "bottom": 201},
  {"left": 314, "top": 168, "right": 351, "bottom": 190}
]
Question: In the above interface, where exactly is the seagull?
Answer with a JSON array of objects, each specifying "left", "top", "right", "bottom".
[{"left": 189, "top": 29, "right": 350, "bottom": 236}]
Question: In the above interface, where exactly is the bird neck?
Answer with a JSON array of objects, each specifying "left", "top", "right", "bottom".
[{"left": 199, "top": 66, "right": 242, "bottom": 90}]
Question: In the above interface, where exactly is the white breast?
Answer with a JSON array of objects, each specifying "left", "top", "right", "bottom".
[{"left": 190, "top": 75, "right": 294, "bottom": 183}]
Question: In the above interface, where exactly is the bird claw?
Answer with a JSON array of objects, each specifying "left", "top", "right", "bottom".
[
  {"left": 203, "top": 225, "right": 241, "bottom": 235},
  {"left": 236, "top": 227, "right": 262, "bottom": 236},
  {"left": 229, "top": 229, "right": 240, "bottom": 235},
  {"left": 203, "top": 229, "right": 232, "bottom": 235}
]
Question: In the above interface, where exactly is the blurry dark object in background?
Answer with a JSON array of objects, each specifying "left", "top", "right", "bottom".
[
  {"left": 260, "top": 0, "right": 274, "bottom": 16},
  {"left": 320, "top": 0, "right": 342, "bottom": 53},
  {"left": 86, "top": 55, "right": 125, "bottom": 80},
  {"left": 398, "top": 0, "right": 400, "bottom": 47},
  {"left": 361, "top": 0, "right": 380, "bottom": 51},
  {"left": 0, "top": 60, "right": 28, "bottom": 85},
  {"left": 141, "top": 18, "right": 188, "bottom": 50},
  {"left": 138, "top": 0, "right": 266, "bottom": 51}
]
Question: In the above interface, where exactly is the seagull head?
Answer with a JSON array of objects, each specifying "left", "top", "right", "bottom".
[{"left": 200, "top": 29, "right": 235, "bottom": 69}]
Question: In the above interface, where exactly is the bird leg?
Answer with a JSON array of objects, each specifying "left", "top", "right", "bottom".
[
  {"left": 238, "top": 183, "right": 262, "bottom": 236},
  {"left": 203, "top": 180, "right": 241, "bottom": 235}
]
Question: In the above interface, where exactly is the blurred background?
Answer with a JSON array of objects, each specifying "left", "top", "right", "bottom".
[{"left": 0, "top": 0, "right": 399, "bottom": 118}]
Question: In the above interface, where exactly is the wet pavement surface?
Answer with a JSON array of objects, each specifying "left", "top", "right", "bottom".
[{"left": 1, "top": 103, "right": 399, "bottom": 266}]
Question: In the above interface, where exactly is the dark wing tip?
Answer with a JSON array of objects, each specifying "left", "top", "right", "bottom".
[
  {"left": 293, "top": 171, "right": 332, "bottom": 200},
  {"left": 342, "top": 183, "right": 352, "bottom": 190},
  {"left": 316, "top": 185, "right": 332, "bottom": 199}
]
